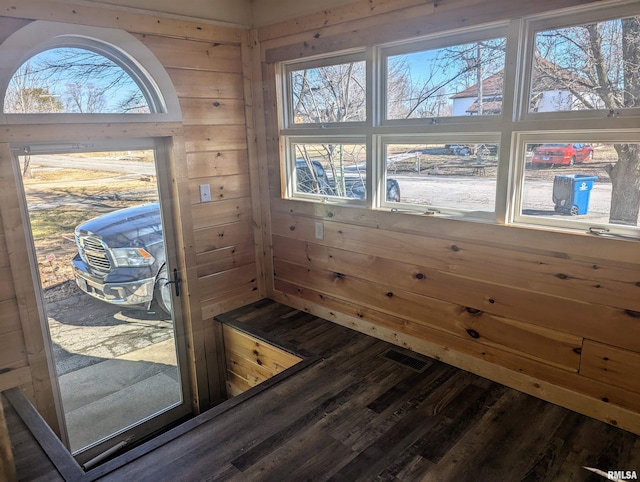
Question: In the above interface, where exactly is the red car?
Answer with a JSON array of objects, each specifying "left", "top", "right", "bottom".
[{"left": 531, "top": 143, "right": 593, "bottom": 167}]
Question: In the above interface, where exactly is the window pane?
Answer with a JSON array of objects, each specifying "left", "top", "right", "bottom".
[
  {"left": 384, "top": 143, "right": 498, "bottom": 211},
  {"left": 289, "top": 61, "right": 366, "bottom": 124},
  {"left": 522, "top": 142, "right": 639, "bottom": 227},
  {"left": 386, "top": 38, "right": 506, "bottom": 119},
  {"left": 531, "top": 16, "right": 640, "bottom": 112},
  {"left": 4, "top": 48, "right": 151, "bottom": 114},
  {"left": 293, "top": 143, "right": 367, "bottom": 200}
]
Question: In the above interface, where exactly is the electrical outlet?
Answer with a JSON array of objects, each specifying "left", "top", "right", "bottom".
[
  {"left": 315, "top": 222, "right": 324, "bottom": 240},
  {"left": 199, "top": 184, "right": 211, "bottom": 203}
]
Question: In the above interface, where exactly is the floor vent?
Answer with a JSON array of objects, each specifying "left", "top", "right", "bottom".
[{"left": 380, "top": 349, "right": 429, "bottom": 372}]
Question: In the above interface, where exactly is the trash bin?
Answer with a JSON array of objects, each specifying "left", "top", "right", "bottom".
[{"left": 552, "top": 174, "right": 598, "bottom": 215}]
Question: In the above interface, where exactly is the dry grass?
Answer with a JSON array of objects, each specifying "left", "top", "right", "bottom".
[{"left": 23, "top": 168, "right": 119, "bottom": 183}]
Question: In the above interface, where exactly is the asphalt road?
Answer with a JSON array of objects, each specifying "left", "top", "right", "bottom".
[
  {"left": 47, "top": 282, "right": 174, "bottom": 376},
  {"left": 393, "top": 173, "right": 612, "bottom": 224}
]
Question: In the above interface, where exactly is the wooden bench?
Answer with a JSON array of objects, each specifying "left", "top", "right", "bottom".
[{"left": 221, "top": 325, "right": 302, "bottom": 396}]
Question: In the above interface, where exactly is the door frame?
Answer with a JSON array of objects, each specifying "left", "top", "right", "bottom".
[
  {"left": 0, "top": 138, "right": 193, "bottom": 463},
  {"left": 0, "top": 17, "right": 219, "bottom": 461}
]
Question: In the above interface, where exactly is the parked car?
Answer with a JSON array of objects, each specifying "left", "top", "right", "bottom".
[
  {"left": 531, "top": 143, "right": 593, "bottom": 167},
  {"left": 72, "top": 202, "right": 171, "bottom": 313},
  {"left": 296, "top": 159, "right": 401, "bottom": 202}
]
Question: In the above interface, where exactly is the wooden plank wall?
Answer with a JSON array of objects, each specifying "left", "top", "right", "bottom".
[
  {"left": 0, "top": 1, "right": 262, "bottom": 413},
  {"left": 253, "top": 0, "right": 640, "bottom": 434},
  {"left": 133, "top": 33, "right": 262, "bottom": 320}
]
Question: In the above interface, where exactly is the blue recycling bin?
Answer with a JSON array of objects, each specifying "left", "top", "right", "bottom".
[{"left": 552, "top": 174, "right": 598, "bottom": 215}]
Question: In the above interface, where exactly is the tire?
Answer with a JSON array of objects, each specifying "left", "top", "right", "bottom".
[
  {"left": 155, "top": 264, "right": 172, "bottom": 314},
  {"left": 570, "top": 205, "right": 579, "bottom": 216}
]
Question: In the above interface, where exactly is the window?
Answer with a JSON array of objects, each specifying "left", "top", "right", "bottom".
[
  {"left": 4, "top": 47, "right": 151, "bottom": 114},
  {"left": 385, "top": 36, "right": 506, "bottom": 119},
  {"left": 279, "top": 5, "right": 640, "bottom": 237},
  {"left": 381, "top": 139, "right": 499, "bottom": 214},
  {"left": 516, "top": 136, "right": 640, "bottom": 235},
  {"left": 515, "top": 5, "right": 640, "bottom": 235},
  {"left": 0, "top": 20, "right": 182, "bottom": 123},
  {"left": 284, "top": 54, "right": 366, "bottom": 126},
  {"left": 529, "top": 15, "right": 640, "bottom": 113},
  {"left": 290, "top": 141, "right": 367, "bottom": 201}
]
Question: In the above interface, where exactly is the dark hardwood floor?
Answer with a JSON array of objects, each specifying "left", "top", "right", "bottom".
[
  {"left": 4, "top": 299, "right": 639, "bottom": 481},
  {"left": 96, "top": 299, "right": 640, "bottom": 482}
]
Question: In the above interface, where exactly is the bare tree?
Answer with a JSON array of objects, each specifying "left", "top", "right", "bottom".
[
  {"left": 291, "top": 62, "right": 367, "bottom": 196},
  {"left": 291, "top": 61, "right": 366, "bottom": 123},
  {"left": 535, "top": 16, "right": 640, "bottom": 225},
  {"left": 4, "top": 62, "right": 65, "bottom": 178},
  {"left": 387, "top": 38, "right": 506, "bottom": 119},
  {"left": 4, "top": 62, "right": 64, "bottom": 114},
  {"left": 387, "top": 56, "right": 453, "bottom": 119},
  {"left": 63, "top": 82, "right": 107, "bottom": 113},
  {"left": 4, "top": 47, "right": 149, "bottom": 114}
]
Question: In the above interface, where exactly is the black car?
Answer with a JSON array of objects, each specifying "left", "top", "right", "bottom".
[
  {"left": 72, "top": 202, "right": 171, "bottom": 313},
  {"left": 296, "top": 159, "right": 400, "bottom": 202}
]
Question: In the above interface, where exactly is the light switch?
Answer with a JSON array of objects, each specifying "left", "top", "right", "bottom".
[{"left": 199, "top": 184, "right": 211, "bottom": 203}]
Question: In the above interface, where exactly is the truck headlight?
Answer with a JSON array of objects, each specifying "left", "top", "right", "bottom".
[{"left": 111, "top": 247, "right": 155, "bottom": 267}]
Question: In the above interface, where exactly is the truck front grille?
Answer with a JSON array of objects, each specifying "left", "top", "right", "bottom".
[{"left": 77, "top": 234, "right": 111, "bottom": 273}]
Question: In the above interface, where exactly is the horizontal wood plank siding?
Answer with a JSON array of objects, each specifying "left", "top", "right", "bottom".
[
  {"left": 256, "top": 0, "right": 640, "bottom": 433},
  {"left": 0, "top": 0, "right": 240, "bottom": 42},
  {"left": 260, "top": 0, "right": 608, "bottom": 62},
  {"left": 581, "top": 341, "right": 640, "bottom": 394},
  {"left": 140, "top": 31, "right": 260, "bottom": 325},
  {"left": 134, "top": 35, "right": 243, "bottom": 72},
  {"left": 222, "top": 325, "right": 301, "bottom": 396}
]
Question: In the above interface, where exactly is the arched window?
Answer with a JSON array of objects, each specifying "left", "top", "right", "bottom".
[
  {"left": 0, "top": 21, "right": 181, "bottom": 122},
  {"left": 5, "top": 47, "right": 153, "bottom": 114}
]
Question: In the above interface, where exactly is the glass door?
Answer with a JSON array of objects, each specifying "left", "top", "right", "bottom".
[{"left": 11, "top": 138, "right": 191, "bottom": 465}]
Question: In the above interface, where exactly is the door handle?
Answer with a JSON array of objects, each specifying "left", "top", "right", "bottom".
[{"left": 165, "top": 268, "right": 181, "bottom": 297}]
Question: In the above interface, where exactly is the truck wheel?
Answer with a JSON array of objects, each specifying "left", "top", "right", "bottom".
[{"left": 155, "top": 264, "right": 172, "bottom": 315}]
